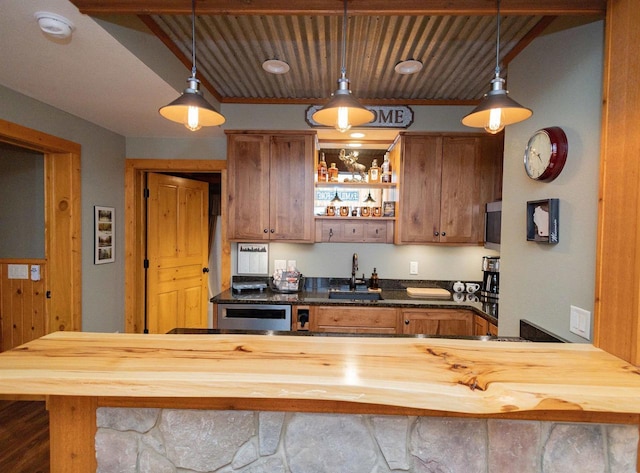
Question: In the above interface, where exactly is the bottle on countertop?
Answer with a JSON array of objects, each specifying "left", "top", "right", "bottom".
[
  {"left": 370, "top": 268, "right": 379, "bottom": 290},
  {"left": 368, "top": 159, "right": 380, "bottom": 183},
  {"left": 317, "top": 154, "right": 328, "bottom": 182},
  {"left": 328, "top": 162, "right": 339, "bottom": 182},
  {"left": 381, "top": 153, "right": 392, "bottom": 183}
]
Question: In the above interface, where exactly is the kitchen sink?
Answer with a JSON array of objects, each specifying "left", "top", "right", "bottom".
[{"left": 328, "top": 290, "right": 383, "bottom": 301}]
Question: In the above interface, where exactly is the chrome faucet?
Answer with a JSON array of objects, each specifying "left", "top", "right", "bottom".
[{"left": 350, "top": 253, "right": 359, "bottom": 290}]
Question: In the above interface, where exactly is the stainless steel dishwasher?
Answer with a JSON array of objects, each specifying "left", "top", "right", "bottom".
[{"left": 216, "top": 304, "right": 292, "bottom": 331}]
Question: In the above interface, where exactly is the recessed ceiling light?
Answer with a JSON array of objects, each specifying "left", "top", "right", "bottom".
[
  {"left": 262, "top": 59, "right": 290, "bottom": 74},
  {"left": 350, "top": 132, "right": 365, "bottom": 138},
  {"left": 34, "top": 12, "right": 75, "bottom": 39},
  {"left": 395, "top": 59, "right": 423, "bottom": 75}
]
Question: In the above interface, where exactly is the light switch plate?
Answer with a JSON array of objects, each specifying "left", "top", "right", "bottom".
[
  {"left": 570, "top": 305, "right": 591, "bottom": 340},
  {"left": 8, "top": 264, "right": 29, "bottom": 279}
]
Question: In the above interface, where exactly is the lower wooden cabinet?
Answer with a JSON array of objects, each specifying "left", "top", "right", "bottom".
[
  {"left": 401, "top": 309, "right": 475, "bottom": 336},
  {"left": 306, "top": 306, "right": 494, "bottom": 337},
  {"left": 310, "top": 306, "right": 399, "bottom": 334},
  {"left": 474, "top": 314, "right": 498, "bottom": 336}
]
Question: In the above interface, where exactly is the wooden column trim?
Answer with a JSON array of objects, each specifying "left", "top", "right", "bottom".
[{"left": 48, "top": 396, "right": 97, "bottom": 473}]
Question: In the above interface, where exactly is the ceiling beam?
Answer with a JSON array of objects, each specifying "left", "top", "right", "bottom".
[{"left": 69, "top": 1, "right": 606, "bottom": 16}]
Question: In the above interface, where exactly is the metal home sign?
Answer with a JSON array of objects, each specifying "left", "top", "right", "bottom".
[{"left": 305, "top": 105, "right": 414, "bottom": 129}]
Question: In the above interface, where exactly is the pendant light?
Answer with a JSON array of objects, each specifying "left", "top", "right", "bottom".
[
  {"left": 312, "top": 0, "right": 374, "bottom": 133},
  {"left": 159, "top": 0, "right": 225, "bottom": 131},
  {"left": 462, "top": 0, "right": 532, "bottom": 134}
]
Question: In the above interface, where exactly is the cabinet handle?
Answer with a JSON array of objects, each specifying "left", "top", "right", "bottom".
[
  {"left": 328, "top": 228, "right": 333, "bottom": 241},
  {"left": 270, "top": 229, "right": 275, "bottom": 233},
  {"left": 404, "top": 319, "right": 410, "bottom": 325},
  {"left": 352, "top": 228, "right": 356, "bottom": 233},
  {"left": 441, "top": 231, "right": 446, "bottom": 237},
  {"left": 434, "top": 231, "right": 439, "bottom": 236},
  {"left": 202, "top": 267, "right": 210, "bottom": 273},
  {"left": 375, "top": 229, "right": 379, "bottom": 234},
  {"left": 263, "top": 229, "right": 268, "bottom": 233}
]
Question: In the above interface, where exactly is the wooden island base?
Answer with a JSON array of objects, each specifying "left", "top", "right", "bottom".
[{"left": 1, "top": 332, "right": 640, "bottom": 471}]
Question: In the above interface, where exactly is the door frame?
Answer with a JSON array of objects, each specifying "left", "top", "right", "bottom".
[
  {"left": 0, "top": 119, "right": 82, "bottom": 333},
  {"left": 124, "top": 159, "right": 229, "bottom": 333}
]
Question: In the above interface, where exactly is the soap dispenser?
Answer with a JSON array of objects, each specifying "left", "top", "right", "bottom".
[{"left": 370, "top": 268, "right": 379, "bottom": 290}]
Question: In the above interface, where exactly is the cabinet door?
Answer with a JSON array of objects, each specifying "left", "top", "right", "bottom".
[
  {"left": 269, "top": 134, "right": 315, "bottom": 242},
  {"left": 439, "top": 136, "right": 481, "bottom": 243},
  {"left": 227, "top": 134, "right": 271, "bottom": 240},
  {"left": 474, "top": 315, "right": 489, "bottom": 336},
  {"left": 311, "top": 306, "right": 399, "bottom": 334},
  {"left": 401, "top": 309, "right": 474, "bottom": 336},
  {"left": 397, "top": 135, "right": 442, "bottom": 243}
]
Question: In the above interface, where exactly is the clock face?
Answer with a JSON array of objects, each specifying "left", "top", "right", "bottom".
[{"left": 523, "top": 127, "right": 568, "bottom": 182}]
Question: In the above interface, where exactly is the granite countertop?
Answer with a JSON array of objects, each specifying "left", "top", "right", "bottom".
[{"left": 211, "top": 277, "right": 499, "bottom": 324}]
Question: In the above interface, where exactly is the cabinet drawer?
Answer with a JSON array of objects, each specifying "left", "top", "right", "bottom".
[
  {"left": 315, "top": 219, "right": 393, "bottom": 243},
  {"left": 312, "top": 306, "right": 399, "bottom": 332},
  {"left": 343, "top": 222, "right": 365, "bottom": 241},
  {"left": 364, "top": 221, "right": 390, "bottom": 242},
  {"left": 401, "top": 309, "right": 474, "bottom": 336}
]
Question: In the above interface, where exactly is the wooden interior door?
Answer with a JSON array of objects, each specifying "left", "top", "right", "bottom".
[{"left": 146, "top": 173, "right": 209, "bottom": 334}]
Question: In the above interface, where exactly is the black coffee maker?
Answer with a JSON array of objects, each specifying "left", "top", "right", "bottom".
[{"left": 481, "top": 256, "right": 500, "bottom": 299}]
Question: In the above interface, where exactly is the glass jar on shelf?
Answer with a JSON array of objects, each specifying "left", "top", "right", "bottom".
[
  {"left": 317, "top": 154, "right": 328, "bottom": 182},
  {"left": 381, "top": 153, "right": 392, "bottom": 183},
  {"left": 368, "top": 159, "right": 380, "bottom": 183},
  {"left": 328, "top": 162, "right": 339, "bottom": 182}
]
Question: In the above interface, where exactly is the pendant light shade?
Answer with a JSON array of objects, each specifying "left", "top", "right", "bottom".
[
  {"left": 160, "top": 77, "right": 225, "bottom": 130},
  {"left": 462, "top": 0, "right": 531, "bottom": 134},
  {"left": 312, "top": 0, "right": 374, "bottom": 132},
  {"left": 159, "top": 0, "right": 225, "bottom": 131}
]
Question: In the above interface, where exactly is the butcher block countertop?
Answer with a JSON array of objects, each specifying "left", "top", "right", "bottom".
[{"left": 2, "top": 331, "right": 640, "bottom": 417}]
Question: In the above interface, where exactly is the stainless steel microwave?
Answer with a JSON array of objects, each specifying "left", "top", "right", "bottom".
[{"left": 484, "top": 201, "right": 502, "bottom": 251}]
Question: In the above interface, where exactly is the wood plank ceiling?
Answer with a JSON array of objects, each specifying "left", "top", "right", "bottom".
[{"left": 70, "top": 1, "right": 605, "bottom": 105}]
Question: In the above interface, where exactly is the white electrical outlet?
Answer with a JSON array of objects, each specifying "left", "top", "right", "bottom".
[
  {"left": 570, "top": 305, "right": 591, "bottom": 340},
  {"left": 410, "top": 261, "right": 418, "bottom": 275}
]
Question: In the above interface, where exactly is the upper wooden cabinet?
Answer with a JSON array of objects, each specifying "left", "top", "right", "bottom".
[
  {"left": 395, "top": 132, "right": 503, "bottom": 244},
  {"left": 226, "top": 131, "right": 315, "bottom": 242}
]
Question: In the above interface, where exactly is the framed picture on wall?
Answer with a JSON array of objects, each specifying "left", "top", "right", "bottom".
[
  {"left": 526, "top": 199, "right": 559, "bottom": 244},
  {"left": 94, "top": 206, "right": 115, "bottom": 264}
]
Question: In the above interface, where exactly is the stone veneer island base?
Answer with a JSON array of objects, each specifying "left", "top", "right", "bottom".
[
  {"left": 1, "top": 332, "right": 640, "bottom": 472},
  {"left": 96, "top": 407, "right": 638, "bottom": 472}
]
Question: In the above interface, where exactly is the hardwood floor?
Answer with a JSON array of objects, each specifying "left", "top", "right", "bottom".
[{"left": 0, "top": 400, "right": 49, "bottom": 473}]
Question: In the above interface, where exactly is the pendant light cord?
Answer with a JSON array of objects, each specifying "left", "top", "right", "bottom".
[
  {"left": 494, "top": 0, "right": 501, "bottom": 77},
  {"left": 191, "top": 0, "right": 197, "bottom": 78},
  {"left": 341, "top": 0, "right": 347, "bottom": 76}
]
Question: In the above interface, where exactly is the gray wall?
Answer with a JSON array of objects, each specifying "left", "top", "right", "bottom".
[
  {"left": 499, "top": 21, "right": 604, "bottom": 341},
  {"left": 0, "top": 85, "right": 126, "bottom": 333},
  {"left": 0, "top": 143, "right": 44, "bottom": 258}
]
